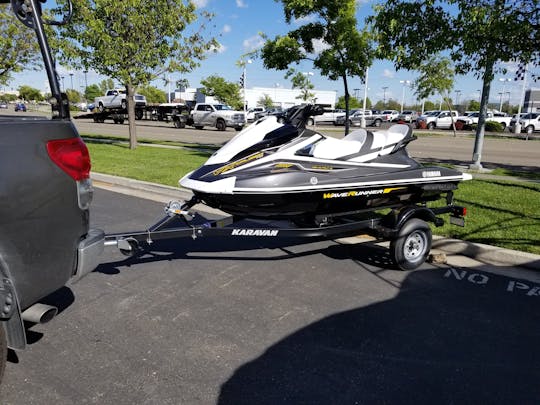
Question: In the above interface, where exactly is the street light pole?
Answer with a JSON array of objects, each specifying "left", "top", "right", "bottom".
[
  {"left": 498, "top": 77, "right": 512, "bottom": 112},
  {"left": 455, "top": 89, "right": 461, "bottom": 109},
  {"left": 69, "top": 73, "right": 74, "bottom": 90},
  {"left": 382, "top": 86, "right": 388, "bottom": 108},
  {"left": 399, "top": 80, "right": 410, "bottom": 113},
  {"left": 242, "top": 59, "right": 252, "bottom": 113},
  {"left": 361, "top": 67, "right": 369, "bottom": 128}
]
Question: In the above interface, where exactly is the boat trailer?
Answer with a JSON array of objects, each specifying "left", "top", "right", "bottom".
[{"left": 104, "top": 193, "right": 466, "bottom": 271}]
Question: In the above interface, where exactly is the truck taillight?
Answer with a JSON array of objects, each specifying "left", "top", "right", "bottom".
[{"left": 46, "top": 138, "right": 91, "bottom": 181}]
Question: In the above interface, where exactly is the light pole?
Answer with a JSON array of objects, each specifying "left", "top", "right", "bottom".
[
  {"left": 476, "top": 89, "right": 481, "bottom": 104},
  {"left": 69, "top": 73, "right": 74, "bottom": 90},
  {"left": 353, "top": 88, "right": 360, "bottom": 101},
  {"left": 505, "top": 91, "right": 511, "bottom": 113},
  {"left": 399, "top": 80, "right": 410, "bottom": 113},
  {"left": 454, "top": 89, "right": 461, "bottom": 109},
  {"left": 382, "top": 86, "right": 388, "bottom": 108},
  {"left": 498, "top": 77, "right": 512, "bottom": 112},
  {"left": 361, "top": 67, "right": 369, "bottom": 128},
  {"left": 242, "top": 59, "right": 252, "bottom": 112},
  {"left": 61, "top": 76, "right": 65, "bottom": 92}
]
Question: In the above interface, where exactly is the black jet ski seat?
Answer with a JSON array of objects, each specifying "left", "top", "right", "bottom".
[{"left": 312, "top": 124, "right": 411, "bottom": 161}]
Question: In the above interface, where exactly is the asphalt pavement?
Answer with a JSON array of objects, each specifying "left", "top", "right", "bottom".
[{"left": 1, "top": 188, "right": 539, "bottom": 404}]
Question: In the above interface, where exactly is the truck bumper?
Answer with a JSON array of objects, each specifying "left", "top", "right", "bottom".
[{"left": 72, "top": 228, "right": 105, "bottom": 282}]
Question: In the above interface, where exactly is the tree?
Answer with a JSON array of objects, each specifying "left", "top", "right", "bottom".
[
  {"left": 412, "top": 56, "right": 458, "bottom": 135},
  {"left": 138, "top": 85, "right": 167, "bottom": 104},
  {"left": 200, "top": 75, "right": 243, "bottom": 110},
  {"left": 467, "top": 100, "right": 481, "bottom": 111},
  {"left": 257, "top": 94, "right": 275, "bottom": 109},
  {"left": 85, "top": 84, "right": 102, "bottom": 102},
  {"left": 65, "top": 89, "right": 81, "bottom": 104},
  {"left": 285, "top": 68, "right": 315, "bottom": 102},
  {"left": 54, "top": 0, "right": 217, "bottom": 149},
  {"left": 371, "top": 0, "right": 539, "bottom": 168},
  {"left": 0, "top": 5, "right": 41, "bottom": 86},
  {"left": 336, "top": 96, "right": 362, "bottom": 109},
  {"left": 18, "top": 85, "right": 42, "bottom": 101},
  {"left": 260, "top": 0, "right": 374, "bottom": 134},
  {"left": 98, "top": 79, "right": 115, "bottom": 95}
]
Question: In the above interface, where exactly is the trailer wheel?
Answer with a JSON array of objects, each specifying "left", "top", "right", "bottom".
[
  {"left": 0, "top": 324, "right": 6, "bottom": 384},
  {"left": 98, "top": 102, "right": 105, "bottom": 112},
  {"left": 174, "top": 120, "right": 185, "bottom": 128},
  {"left": 216, "top": 119, "right": 226, "bottom": 131},
  {"left": 135, "top": 109, "right": 143, "bottom": 120},
  {"left": 194, "top": 125, "right": 204, "bottom": 130},
  {"left": 390, "top": 218, "right": 432, "bottom": 270}
]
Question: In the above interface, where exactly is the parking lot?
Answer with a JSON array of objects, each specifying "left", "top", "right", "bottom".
[{"left": 1, "top": 189, "right": 539, "bottom": 404}]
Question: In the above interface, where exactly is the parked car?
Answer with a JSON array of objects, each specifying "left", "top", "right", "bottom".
[
  {"left": 396, "top": 110, "right": 418, "bottom": 123},
  {"left": 307, "top": 108, "right": 345, "bottom": 125},
  {"left": 508, "top": 113, "right": 528, "bottom": 132},
  {"left": 380, "top": 109, "right": 400, "bottom": 122},
  {"left": 246, "top": 107, "right": 266, "bottom": 121},
  {"left": 0, "top": 102, "right": 8, "bottom": 109},
  {"left": 516, "top": 112, "right": 540, "bottom": 134},
  {"left": 14, "top": 102, "right": 27, "bottom": 112}
]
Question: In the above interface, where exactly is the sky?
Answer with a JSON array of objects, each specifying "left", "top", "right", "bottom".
[{"left": 5, "top": 0, "right": 535, "bottom": 108}]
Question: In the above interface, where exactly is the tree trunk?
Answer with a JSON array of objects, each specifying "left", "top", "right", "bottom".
[
  {"left": 342, "top": 74, "right": 350, "bottom": 135},
  {"left": 444, "top": 93, "right": 457, "bottom": 137},
  {"left": 126, "top": 83, "right": 138, "bottom": 150},
  {"left": 471, "top": 59, "right": 494, "bottom": 169}
]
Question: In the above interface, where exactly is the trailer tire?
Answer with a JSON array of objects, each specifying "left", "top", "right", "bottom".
[
  {"left": 390, "top": 218, "right": 432, "bottom": 271},
  {"left": 135, "top": 109, "right": 143, "bottom": 120},
  {"left": 98, "top": 102, "right": 105, "bottom": 113},
  {"left": 174, "top": 119, "right": 185, "bottom": 129},
  {"left": 0, "top": 324, "right": 6, "bottom": 384},
  {"left": 194, "top": 125, "right": 204, "bottom": 130}
]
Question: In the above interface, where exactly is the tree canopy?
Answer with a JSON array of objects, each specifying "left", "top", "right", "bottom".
[
  {"left": 0, "top": 5, "right": 40, "bottom": 86},
  {"left": 138, "top": 85, "right": 167, "bottom": 104},
  {"left": 54, "top": 0, "right": 218, "bottom": 149},
  {"left": 371, "top": 0, "right": 539, "bottom": 167},
  {"left": 285, "top": 68, "right": 315, "bottom": 102},
  {"left": 18, "top": 85, "right": 43, "bottom": 101},
  {"left": 200, "top": 75, "right": 243, "bottom": 110},
  {"left": 260, "top": 0, "right": 374, "bottom": 133}
]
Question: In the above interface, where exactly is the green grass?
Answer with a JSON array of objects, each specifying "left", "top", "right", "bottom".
[
  {"left": 431, "top": 179, "right": 540, "bottom": 255},
  {"left": 87, "top": 141, "right": 211, "bottom": 187},
  {"left": 87, "top": 141, "right": 540, "bottom": 254}
]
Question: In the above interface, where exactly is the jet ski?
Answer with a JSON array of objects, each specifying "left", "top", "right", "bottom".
[{"left": 180, "top": 104, "right": 472, "bottom": 220}]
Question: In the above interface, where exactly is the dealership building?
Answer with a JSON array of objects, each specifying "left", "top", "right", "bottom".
[{"left": 170, "top": 86, "right": 337, "bottom": 109}]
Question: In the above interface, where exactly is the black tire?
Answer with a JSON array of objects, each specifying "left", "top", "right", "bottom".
[
  {"left": 373, "top": 119, "right": 382, "bottom": 127},
  {"left": 390, "top": 218, "right": 432, "bottom": 271},
  {"left": 235, "top": 126, "right": 243, "bottom": 131},
  {"left": 135, "top": 109, "right": 143, "bottom": 120},
  {"left": 0, "top": 324, "right": 6, "bottom": 384},
  {"left": 216, "top": 119, "right": 226, "bottom": 131},
  {"left": 526, "top": 125, "right": 534, "bottom": 134},
  {"left": 98, "top": 102, "right": 105, "bottom": 113},
  {"left": 194, "top": 125, "right": 204, "bottom": 130},
  {"left": 121, "top": 100, "right": 127, "bottom": 110},
  {"left": 307, "top": 118, "right": 314, "bottom": 126},
  {"left": 427, "top": 122, "right": 435, "bottom": 130},
  {"left": 277, "top": 117, "right": 285, "bottom": 124},
  {"left": 174, "top": 119, "right": 185, "bottom": 129}
]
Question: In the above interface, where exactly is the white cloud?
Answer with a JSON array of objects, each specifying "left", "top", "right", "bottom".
[
  {"left": 236, "top": 0, "right": 248, "bottom": 8},
  {"left": 191, "top": 0, "right": 208, "bottom": 8},
  {"left": 209, "top": 42, "right": 227, "bottom": 54},
  {"left": 222, "top": 24, "right": 231, "bottom": 34},
  {"left": 243, "top": 35, "right": 264, "bottom": 52},
  {"left": 293, "top": 14, "right": 317, "bottom": 25},
  {"left": 382, "top": 69, "right": 395, "bottom": 79},
  {"left": 311, "top": 38, "right": 331, "bottom": 54}
]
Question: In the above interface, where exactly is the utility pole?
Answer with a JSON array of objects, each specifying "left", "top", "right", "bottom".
[{"left": 382, "top": 86, "right": 388, "bottom": 108}]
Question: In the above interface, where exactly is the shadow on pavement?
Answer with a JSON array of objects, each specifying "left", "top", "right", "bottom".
[{"left": 217, "top": 266, "right": 540, "bottom": 404}]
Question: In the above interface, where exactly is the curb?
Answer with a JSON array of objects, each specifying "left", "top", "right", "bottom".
[{"left": 91, "top": 172, "right": 540, "bottom": 271}]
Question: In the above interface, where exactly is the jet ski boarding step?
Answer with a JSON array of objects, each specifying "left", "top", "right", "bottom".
[{"left": 103, "top": 196, "right": 467, "bottom": 271}]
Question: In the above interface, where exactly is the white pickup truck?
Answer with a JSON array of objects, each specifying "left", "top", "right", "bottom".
[
  {"left": 417, "top": 110, "right": 459, "bottom": 129},
  {"left": 94, "top": 89, "right": 147, "bottom": 112},
  {"left": 456, "top": 111, "right": 512, "bottom": 130},
  {"left": 188, "top": 103, "right": 246, "bottom": 131}
]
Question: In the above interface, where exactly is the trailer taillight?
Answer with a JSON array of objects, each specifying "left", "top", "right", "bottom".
[
  {"left": 451, "top": 206, "right": 467, "bottom": 217},
  {"left": 47, "top": 138, "right": 91, "bottom": 181}
]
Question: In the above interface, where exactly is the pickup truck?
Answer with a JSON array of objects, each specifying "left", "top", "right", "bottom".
[
  {"left": 456, "top": 111, "right": 512, "bottom": 130},
  {"left": 94, "top": 89, "right": 147, "bottom": 112},
  {"left": 0, "top": 0, "right": 104, "bottom": 383},
  {"left": 334, "top": 109, "right": 384, "bottom": 127},
  {"left": 188, "top": 103, "right": 246, "bottom": 131},
  {"left": 513, "top": 112, "right": 540, "bottom": 134},
  {"left": 417, "top": 110, "right": 459, "bottom": 130},
  {"left": 306, "top": 108, "right": 345, "bottom": 125}
]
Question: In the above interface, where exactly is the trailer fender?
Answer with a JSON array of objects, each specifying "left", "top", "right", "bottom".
[{"left": 390, "top": 206, "right": 443, "bottom": 232}]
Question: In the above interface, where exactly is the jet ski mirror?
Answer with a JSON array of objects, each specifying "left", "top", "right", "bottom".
[
  {"left": 284, "top": 104, "right": 324, "bottom": 129},
  {"left": 11, "top": 0, "right": 73, "bottom": 28}
]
